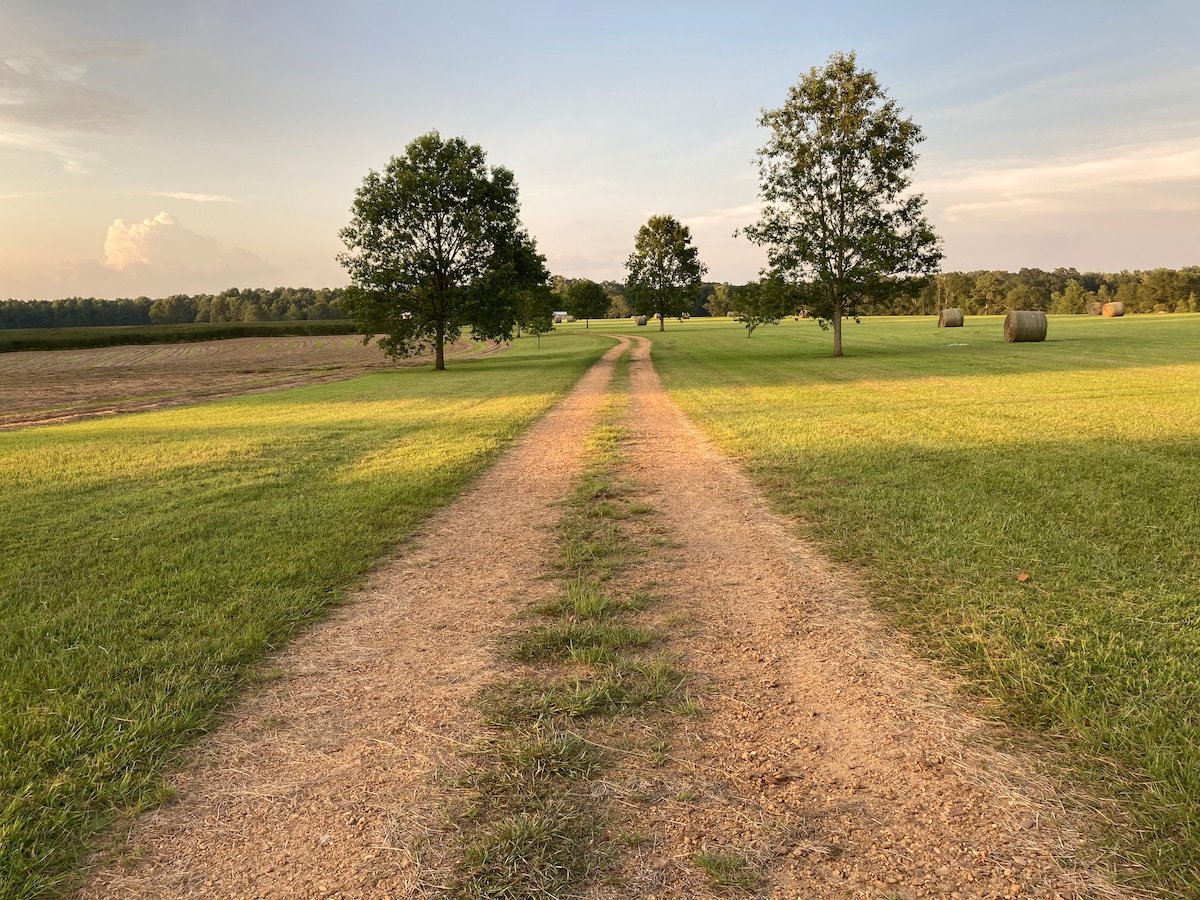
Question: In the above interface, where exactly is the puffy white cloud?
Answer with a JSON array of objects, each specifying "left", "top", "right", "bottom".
[
  {"left": 103, "top": 211, "right": 276, "bottom": 279},
  {"left": 0, "top": 212, "right": 280, "bottom": 300}
]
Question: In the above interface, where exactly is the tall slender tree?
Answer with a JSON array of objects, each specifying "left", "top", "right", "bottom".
[
  {"left": 337, "top": 131, "right": 546, "bottom": 370},
  {"left": 625, "top": 215, "right": 706, "bottom": 332},
  {"left": 743, "top": 52, "right": 942, "bottom": 356}
]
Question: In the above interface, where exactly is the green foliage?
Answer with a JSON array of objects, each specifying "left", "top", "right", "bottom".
[
  {"left": 515, "top": 284, "right": 556, "bottom": 347},
  {"left": 0, "top": 332, "right": 611, "bottom": 898},
  {"left": 624, "top": 214, "right": 707, "bottom": 332},
  {"left": 703, "top": 282, "right": 733, "bottom": 317},
  {"left": 734, "top": 275, "right": 796, "bottom": 335},
  {"left": 646, "top": 315, "right": 1200, "bottom": 894},
  {"left": 338, "top": 131, "right": 547, "bottom": 369},
  {"left": 563, "top": 279, "right": 610, "bottom": 327},
  {"left": 0, "top": 288, "right": 347, "bottom": 330},
  {"left": 924, "top": 267, "right": 1200, "bottom": 318},
  {"left": 744, "top": 51, "right": 942, "bottom": 356},
  {"left": 0, "top": 320, "right": 358, "bottom": 353}
]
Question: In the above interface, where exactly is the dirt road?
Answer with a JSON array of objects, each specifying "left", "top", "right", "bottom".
[{"left": 78, "top": 336, "right": 1127, "bottom": 898}]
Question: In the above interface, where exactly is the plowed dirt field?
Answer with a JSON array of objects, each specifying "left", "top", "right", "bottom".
[{"left": 0, "top": 335, "right": 484, "bottom": 429}]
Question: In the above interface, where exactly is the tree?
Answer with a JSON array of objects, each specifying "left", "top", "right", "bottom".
[
  {"left": 704, "top": 282, "right": 733, "bottom": 317},
  {"left": 735, "top": 275, "right": 795, "bottom": 335},
  {"left": 743, "top": 52, "right": 942, "bottom": 356},
  {"left": 625, "top": 214, "right": 707, "bottom": 332},
  {"left": 337, "top": 131, "right": 546, "bottom": 370},
  {"left": 516, "top": 284, "right": 555, "bottom": 346},
  {"left": 564, "top": 279, "right": 609, "bottom": 328}
]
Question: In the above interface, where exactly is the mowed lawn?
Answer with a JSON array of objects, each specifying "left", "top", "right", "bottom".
[
  {"left": 632, "top": 313, "right": 1199, "bottom": 893},
  {"left": 0, "top": 332, "right": 612, "bottom": 899}
]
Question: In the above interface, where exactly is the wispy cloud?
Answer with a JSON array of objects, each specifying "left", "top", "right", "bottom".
[
  {"left": 923, "top": 137, "right": 1200, "bottom": 224},
  {"left": 681, "top": 202, "right": 761, "bottom": 230},
  {"left": 0, "top": 33, "right": 149, "bottom": 171},
  {"left": 155, "top": 192, "right": 241, "bottom": 204}
]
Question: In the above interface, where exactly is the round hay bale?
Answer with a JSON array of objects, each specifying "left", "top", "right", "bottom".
[
  {"left": 1102, "top": 302, "right": 1125, "bottom": 318},
  {"left": 635, "top": 315, "right": 648, "bottom": 326},
  {"left": 937, "top": 308, "right": 964, "bottom": 327},
  {"left": 1087, "top": 301, "right": 1103, "bottom": 315},
  {"left": 1004, "top": 310, "right": 1047, "bottom": 343}
]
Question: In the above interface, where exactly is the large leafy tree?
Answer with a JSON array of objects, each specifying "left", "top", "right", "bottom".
[
  {"left": 743, "top": 52, "right": 942, "bottom": 356},
  {"left": 337, "top": 131, "right": 547, "bottom": 370},
  {"left": 625, "top": 215, "right": 706, "bottom": 332},
  {"left": 564, "top": 279, "right": 610, "bottom": 328}
]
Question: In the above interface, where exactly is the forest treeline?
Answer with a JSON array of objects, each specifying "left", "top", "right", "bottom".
[
  {"left": 560, "top": 267, "right": 1200, "bottom": 319},
  {"left": 0, "top": 287, "right": 347, "bottom": 330},
  {"left": 700, "top": 267, "right": 1200, "bottom": 318},
  {"left": 4, "top": 268, "right": 1198, "bottom": 331}
]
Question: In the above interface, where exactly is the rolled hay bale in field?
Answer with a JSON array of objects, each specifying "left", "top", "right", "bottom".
[
  {"left": 938, "top": 308, "right": 965, "bottom": 327},
  {"left": 635, "top": 315, "right": 648, "bottom": 326},
  {"left": 1087, "top": 301, "right": 1103, "bottom": 315},
  {"left": 1102, "top": 302, "right": 1126, "bottom": 318},
  {"left": 1004, "top": 310, "right": 1047, "bottom": 343}
]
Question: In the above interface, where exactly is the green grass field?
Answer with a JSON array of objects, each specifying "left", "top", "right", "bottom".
[
  {"left": 0, "top": 332, "right": 612, "bottom": 899},
  {"left": 601, "top": 313, "right": 1199, "bottom": 894}
]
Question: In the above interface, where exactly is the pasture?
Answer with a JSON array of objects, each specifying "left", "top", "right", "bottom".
[
  {"left": 0, "top": 331, "right": 612, "bottom": 898},
  {"left": 621, "top": 312, "right": 1200, "bottom": 892}
]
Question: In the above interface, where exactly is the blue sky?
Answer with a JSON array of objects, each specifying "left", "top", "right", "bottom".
[{"left": 1, "top": 0, "right": 1197, "bottom": 298}]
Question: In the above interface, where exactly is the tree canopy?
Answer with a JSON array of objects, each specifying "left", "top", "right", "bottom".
[
  {"left": 563, "top": 279, "right": 610, "bottom": 327},
  {"left": 625, "top": 215, "right": 707, "bottom": 331},
  {"left": 744, "top": 51, "right": 942, "bottom": 356},
  {"left": 337, "top": 131, "right": 547, "bottom": 370}
]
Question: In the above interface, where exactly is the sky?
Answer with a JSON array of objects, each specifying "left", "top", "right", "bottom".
[{"left": 1, "top": 0, "right": 1198, "bottom": 299}]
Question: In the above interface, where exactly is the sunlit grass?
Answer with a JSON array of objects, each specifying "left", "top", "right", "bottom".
[
  {"left": 0, "top": 331, "right": 612, "bottom": 899},
  {"left": 639, "top": 314, "right": 1200, "bottom": 894}
]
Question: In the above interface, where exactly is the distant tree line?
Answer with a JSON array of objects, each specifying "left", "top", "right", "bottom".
[
  {"left": 0, "top": 287, "right": 348, "bottom": 330},
  {"left": 688, "top": 267, "right": 1200, "bottom": 320},
  {"left": 916, "top": 267, "right": 1200, "bottom": 316}
]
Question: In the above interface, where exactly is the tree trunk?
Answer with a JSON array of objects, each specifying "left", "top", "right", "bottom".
[
  {"left": 658, "top": 311, "right": 665, "bottom": 331},
  {"left": 435, "top": 320, "right": 446, "bottom": 370},
  {"left": 832, "top": 299, "right": 843, "bottom": 357}
]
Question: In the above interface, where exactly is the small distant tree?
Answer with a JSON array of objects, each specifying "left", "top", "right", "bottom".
[
  {"left": 625, "top": 214, "right": 707, "bottom": 331},
  {"left": 743, "top": 52, "right": 942, "bottom": 356},
  {"left": 516, "top": 284, "right": 556, "bottom": 346},
  {"left": 337, "top": 131, "right": 546, "bottom": 370},
  {"left": 602, "top": 281, "right": 631, "bottom": 318},
  {"left": 704, "top": 282, "right": 733, "bottom": 317},
  {"left": 735, "top": 276, "right": 795, "bottom": 335},
  {"left": 564, "top": 279, "right": 609, "bottom": 328},
  {"left": 1050, "top": 279, "right": 1088, "bottom": 314}
]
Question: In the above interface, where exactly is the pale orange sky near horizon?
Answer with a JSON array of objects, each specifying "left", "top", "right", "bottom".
[{"left": 2, "top": 0, "right": 1198, "bottom": 300}]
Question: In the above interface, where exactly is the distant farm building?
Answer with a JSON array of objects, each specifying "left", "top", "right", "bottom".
[{"left": 552, "top": 311, "right": 574, "bottom": 323}]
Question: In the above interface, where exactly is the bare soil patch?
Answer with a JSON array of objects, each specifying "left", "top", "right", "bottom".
[
  {"left": 78, "top": 336, "right": 1134, "bottom": 899},
  {"left": 0, "top": 335, "right": 491, "bottom": 429}
]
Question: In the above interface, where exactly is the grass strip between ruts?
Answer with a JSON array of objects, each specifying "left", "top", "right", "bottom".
[{"left": 437, "top": 350, "right": 699, "bottom": 898}]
